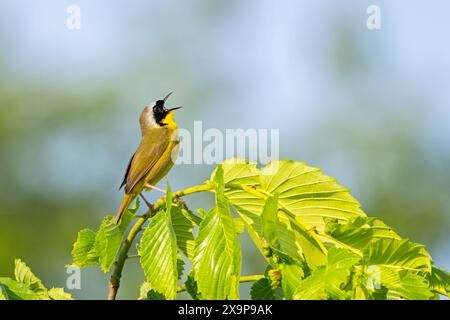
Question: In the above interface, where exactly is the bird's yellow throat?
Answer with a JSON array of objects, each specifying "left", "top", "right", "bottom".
[{"left": 162, "top": 111, "right": 177, "bottom": 129}]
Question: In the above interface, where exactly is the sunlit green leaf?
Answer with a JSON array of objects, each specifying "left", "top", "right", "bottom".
[
  {"left": 294, "top": 267, "right": 349, "bottom": 300},
  {"left": 350, "top": 266, "right": 376, "bottom": 300},
  {"left": 386, "top": 273, "right": 434, "bottom": 300},
  {"left": 94, "top": 216, "right": 124, "bottom": 273},
  {"left": 0, "top": 284, "right": 8, "bottom": 300},
  {"left": 260, "top": 160, "right": 365, "bottom": 230},
  {"left": 281, "top": 263, "right": 304, "bottom": 299},
  {"left": 213, "top": 159, "right": 326, "bottom": 266},
  {"left": 293, "top": 248, "right": 359, "bottom": 300},
  {"left": 324, "top": 216, "right": 400, "bottom": 250},
  {"left": 0, "top": 277, "right": 41, "bottom": 300},
  {"left": 363, "top": 238, "right": 431, "bottom": 272},
  {"left": 171, "top": 204, "right": 197, "bottom": 260},
  {"left": 0, "top": 260, "right": 73, "bottom": 300},
  {"left": 71, "top": 229, "right": 98, "bottom": 267},
  {"left": 139, "top": 184, "right": 178, "bottom": 300},
  {"left": 261, "top": 194, "right": 279, "bottom": 248},
  {"left": 71, "top": 203, "right": 135, "bottom": 272},
  {"left": 193, "top": 165, "right": 241, "bottom": 299},
  {"left": 426, "top": 265, "right": 450, "bottom": 297},
  {"left": 177, "top": 255, "right": 185, "bottom": 280},
  {"left": 233, "top": 217, "right": 245, "bottom": 234},
  {"left": 14, "top": 259, "right": 47, "bottom": 296},
  {"left": 48, "top": 287, "right": 73, "bottom": 300}
]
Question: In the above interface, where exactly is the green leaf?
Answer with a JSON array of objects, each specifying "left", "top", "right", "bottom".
[
  {"left": 368, "top": 218, "right": 401, "bottom": 240},
  {"left": 261, "top": 194, "right": 279, "bottom": 248},
  {"left": 281, "top": 263, "right": 305, "bottom": 299},
  {"left": 185, "top": 272, "right": 200, "bottom": 300},
  {"left": 71, "top": 200, "right": 136, "bottom": 271},
  {"left": 353, "top": 239, "right": 434, "bottom": 300},
  {"left": 259, "top": 195, "right": 320, "bottom": 267},
  {"left": 193, "top": 165, "right": 242, "bottom": 299},
  {"left": 328, "top": 246, "right": 361, "bottom": 269},
  {"left": 71, "top": 229, "right": 98, "bottom": 267},
  {"left": 386, "top": 273, "right": 434, "bottom": 300},
  {"left": 363, "top": 238, "right": 432, "bottom": 272},
  {"left": 212, "top": 159, "right": 326, "bottom": 267},
  {"left": 293, "top": 248, "right": 359, "bottom": 300},
  {"left": 94, "top": 216, "right": 125, "bottom": 273},
  {"left": 350, "top": 266, "right": 376, "bottom": 300},
  {"left": 48, "top": 288, "right": 74, "bottom": 300},
  {"left": 178, "top": 203, "right": 203, "bottom": 226},
  {"left": 250, "top": 278, "right": 276, "bottom": 300},
  {"left": 225, "top": 160, "right": 365, "bottom": 231},
  {"left": 213, "top": 158, "right": 260, "bottom": 186},
  {"left": 377, "top": 266, "right": 401, "bottom": 290},
  {"left": 426, "top": 265, "right": 450, "bottom": 297},
  {"left": 419, "top": 265, "right": 450, "bottom": 297},
  {"left": 282, "top": 212, "right": 327, "bottom": 267},
  {"left": 324, "top": 217, "right": 400, "bottom": 250},
  {"left": 294, "top": 267, "right": 349, "bottom": 300},
  {"left": 0, "top": 260, "right": 73, "bottom": 300},
  {"left": 0, "top": 284, "right": 7, "bottom": 300},
  {"left": 139, "top": 183, "right": 179, "bottom": 300},
  {"left": 177, "top": 256, "right": 185, "bottom": 280},
  {"left": 233, "top": 217, "right": 246, "bottom": 234},
  {"left": 0, "top": 277, "right": 42, "bottom": 300},
  {"left": 210, "top": 158, "right": 262, "bottom": 229},
  {"left": 171, "top": 203, "right": 197, "bottom": 260},
  {"left": 14, "top": 259, "right": 47, "bottom": 296}
]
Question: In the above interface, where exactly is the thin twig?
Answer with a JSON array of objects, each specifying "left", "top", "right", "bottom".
[
  {"left": 176, "top": 274, "right": 264, "bottom": 293},
  {"left": 126, "top": 254, "right": 140, "bottom": 260}
]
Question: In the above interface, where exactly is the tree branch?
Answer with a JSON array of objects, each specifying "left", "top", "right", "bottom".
[
  {"left": 126, "top": 254, "right": 140, "bottom": 260},
  {"left": 108, "top": 215, "right": 148, "bottom": 300},
  {"left": 239, "top": 274, "right": 265, "bottom": 283},
  {"left": 107, "top": 184, "right": 212, "bottom": 300}
]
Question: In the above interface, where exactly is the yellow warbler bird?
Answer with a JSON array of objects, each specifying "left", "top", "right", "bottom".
[{"left": 114, "top": 92, "right": 181, "bottom": 224}]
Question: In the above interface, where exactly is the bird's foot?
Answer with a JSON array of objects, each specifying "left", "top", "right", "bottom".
[
  {"left": 139, "top": 193, "right": 154, "bottom": 211},
  {"left": 174, "top": 195, "right": 185, "bottom": 206}
]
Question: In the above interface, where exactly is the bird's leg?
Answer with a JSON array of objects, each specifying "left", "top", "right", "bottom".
[
  {"left": 139, "top": 193, "right": 153, "bottom": 211},
  {"left": 174, "top": 195, "right": 185, "bottom": 206},
  {"left": 144, "top": 183, "right": 166, "bottom": 194}
]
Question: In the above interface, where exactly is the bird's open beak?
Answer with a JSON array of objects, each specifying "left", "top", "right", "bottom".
[
  {"left": 167, "top": 106, "right": 182, "bottom": 112},
  {"left": 163, "top": 92, "right": 173, "bottom": 102}
]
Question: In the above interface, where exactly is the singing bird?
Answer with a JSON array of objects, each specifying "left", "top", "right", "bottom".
[{"left": 114, "top": 93, "right": 181, "bottom": 224}]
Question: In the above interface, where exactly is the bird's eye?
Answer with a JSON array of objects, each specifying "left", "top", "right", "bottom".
[
  {"left": 153, "top": 104, "right": 162, "bottom": 112},
  {"left": 152, "top": 100, "right": 165, "bottom": 113}
]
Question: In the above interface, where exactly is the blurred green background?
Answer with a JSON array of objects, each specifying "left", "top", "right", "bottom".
[{"left": 1, "top": 0, "right": 449, "bottom": 299}]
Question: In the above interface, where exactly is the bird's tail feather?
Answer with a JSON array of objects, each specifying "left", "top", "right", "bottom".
[{"left": 114, "top": 194, "right": 135, "bottom": 225}]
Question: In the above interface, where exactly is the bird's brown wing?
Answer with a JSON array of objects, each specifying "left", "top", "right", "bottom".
[
  {"left": 123, "top": 128, "right": 170, "bottom": 194},
  {"left": 120, "top": 152, "right": 135, "bottom": 190}
]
